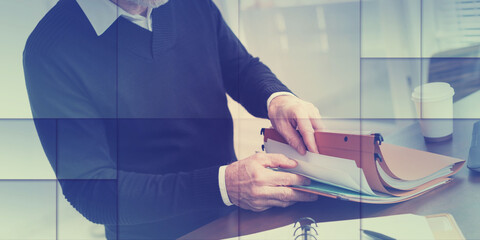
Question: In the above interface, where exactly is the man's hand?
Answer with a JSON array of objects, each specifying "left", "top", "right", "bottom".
[
  {"left": 225, "top": 153, "right": 318, "bottom": 212},
  {"left": 268, "top": 95, "right": 324, "bottom": 155}
]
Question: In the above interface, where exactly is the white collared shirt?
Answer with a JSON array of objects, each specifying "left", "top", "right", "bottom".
[
  {"left": 76, "top": 0, "right": 153, "bottom": 36},
  {"left": 76, "top": 0, "right": 294, "bottom": 207}
]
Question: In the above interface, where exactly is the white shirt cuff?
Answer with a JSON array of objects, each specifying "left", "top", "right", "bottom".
[
  {"left": 218, "top": 165, "right": 233, "bottom": 206},
  {"left": 267, "top": 92, "right": 295, "bottom": 110}
]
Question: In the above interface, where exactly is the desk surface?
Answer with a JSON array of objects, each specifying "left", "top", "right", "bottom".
[{"left": 180, "top": 118, "right": 480, "bottom": 240}]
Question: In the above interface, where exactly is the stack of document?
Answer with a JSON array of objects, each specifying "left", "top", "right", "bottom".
[{"left": 263, "top": 129, "right": 465, "bottom": 204}]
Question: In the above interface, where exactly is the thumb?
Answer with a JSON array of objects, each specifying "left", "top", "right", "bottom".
[{"left": 261, "top": 154, "right": 298, "bottom": 169}]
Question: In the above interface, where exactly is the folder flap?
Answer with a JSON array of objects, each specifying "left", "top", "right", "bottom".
[
  {"left": 379, "top": 143, "right": 465, "bottom": 181},
  {"left": 314, "top": 131, "right": 377, "bottom": 154},
  {"left": 262, "top": 128, "right": 378, "bottom": 158}
]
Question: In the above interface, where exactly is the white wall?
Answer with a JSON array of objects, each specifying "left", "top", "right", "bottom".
[
  {"left": 219, "top": 0, "right": 362, "bottom": 119},
  {"left": 0, "top": 1, "right": 105, "bottom": 239},
  {"left": 0, "top": 0, "right": 59, "bottom": 118}
]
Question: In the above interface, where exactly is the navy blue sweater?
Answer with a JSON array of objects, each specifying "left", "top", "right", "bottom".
[{"left": 23, "top": 0, "right": 291, "bottom": 238}]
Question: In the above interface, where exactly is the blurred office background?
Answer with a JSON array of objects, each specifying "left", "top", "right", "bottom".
[{"left": 1, "top": 0, "right": 479, "bottom": 239}]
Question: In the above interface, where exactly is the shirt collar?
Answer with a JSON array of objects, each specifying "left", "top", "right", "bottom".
[{"left": 76, "top": 0, "right": 153, "bottom": 36}]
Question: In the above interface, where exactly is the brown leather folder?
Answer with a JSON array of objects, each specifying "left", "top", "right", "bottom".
[{"left": 262, "top": 128, "right": 465, "bottom": 203}]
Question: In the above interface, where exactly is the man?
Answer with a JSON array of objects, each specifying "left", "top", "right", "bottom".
[{"left": 23, "top": 0, "right": 323, "bottom": 238}]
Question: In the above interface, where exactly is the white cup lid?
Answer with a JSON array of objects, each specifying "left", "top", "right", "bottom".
[{"left": 411, "top": 82, "right": 455, "bottom": 102}]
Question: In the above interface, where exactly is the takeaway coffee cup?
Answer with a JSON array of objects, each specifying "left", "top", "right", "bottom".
[{"left": 411, "top": 82, "right": 455, "bottom": 142}]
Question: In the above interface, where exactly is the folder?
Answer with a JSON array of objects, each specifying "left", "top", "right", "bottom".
[{"left": 261, "top": 128, "right": 465, "bottom": 204}]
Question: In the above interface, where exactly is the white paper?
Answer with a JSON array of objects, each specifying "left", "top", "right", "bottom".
[
  {"left": 223, "top": 214, "right": 435, "bottom": 240},
  {"left": 264, "top": 139, "right": 375, "bottom": 196},
  {"left": 376, "top": 161, "right": 452, "bottom": 190}
]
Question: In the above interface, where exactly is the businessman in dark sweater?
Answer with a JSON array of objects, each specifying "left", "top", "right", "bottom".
[{"left": 23, "top": 0, "right": 323, "bottom": 239}]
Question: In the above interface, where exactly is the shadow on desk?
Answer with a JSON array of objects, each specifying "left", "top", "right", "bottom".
[{"left": 468, "top": 170, "right": 480, "bottom": 184}]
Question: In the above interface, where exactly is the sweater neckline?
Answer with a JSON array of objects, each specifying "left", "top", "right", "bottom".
[
  {"left": 151, "top": 1, "right": 177, "bottom": 56},
  {"left": 96, "top": 1, "right": 177, "bottom": 60}
]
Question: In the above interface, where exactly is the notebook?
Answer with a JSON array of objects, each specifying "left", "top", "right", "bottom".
[
  {"left": 262, "top": 128, "right": 465, "bottom": 204},
  {"left": 223, "top": 214, "right": 437, "bottom": 240}
]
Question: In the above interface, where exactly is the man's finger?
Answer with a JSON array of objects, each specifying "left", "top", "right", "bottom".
[
  {"left": 267, "top": 171, "right": 310, "bottom": 186},
  {"left": 297, "top": 118, "right": 319, "bottom": 154},
  {"left": 310, "top": 105, "right": 325, "bottom": 130},
  {"left": 267, "top": 187, "right": 318, "bottom": 202},
  {"left": 277, "top": 122, "right": 306, "bottom": 155},
  {"left": 260, "top": 153, "right": 297, "bottom": 169},
  {"left": 310, "top": 118, "right": 325, "bottom": 131},
  {"left": 262, "top": 199, "right": 296, "bottom": 208}
]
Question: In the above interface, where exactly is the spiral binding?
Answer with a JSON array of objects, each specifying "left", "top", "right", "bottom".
[{"left": 293, "top": 217, "right": 319, "bottom": 240}]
